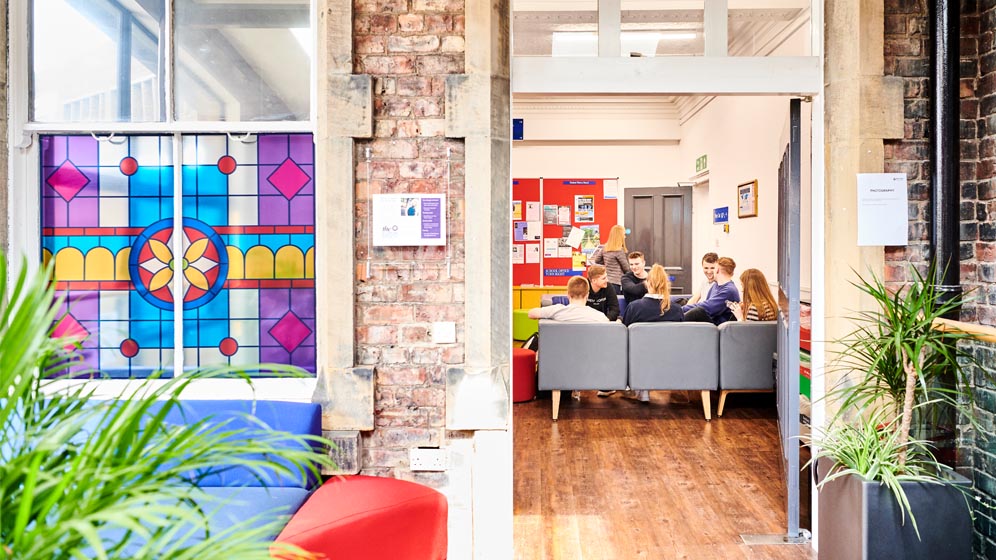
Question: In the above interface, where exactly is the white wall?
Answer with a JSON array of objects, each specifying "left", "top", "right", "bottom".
[
  {"left": 676, "top": 25, "right": 813, "bottom": 295},
  {"left": 678, "top": 96, "right": 788, "bottom": 286},
  {"left": 512, "top": 143, "right": 684, "bottom": 199}
]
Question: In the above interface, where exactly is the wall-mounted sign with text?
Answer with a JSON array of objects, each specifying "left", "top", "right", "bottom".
[
  {"left": 713, "top": 206, "right": 729, "bottom": 224},
  {"left": 857, "top": 173, "right": 908, "bottom": 246},
  {"left": 372, "top": 193, "right": 447, "bottom": 246}
]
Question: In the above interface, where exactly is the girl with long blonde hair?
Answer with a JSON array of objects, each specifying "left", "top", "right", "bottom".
[{"left": 622, "top": 264, "right": 683, "bottom": 325}]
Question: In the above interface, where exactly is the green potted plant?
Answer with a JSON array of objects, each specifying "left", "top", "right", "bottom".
[
  {"left": 0, "top": 254, "right": 334, "bottom": 560},
  {"left": 811, "top": 263, "right": 981, "bottom": 560}
]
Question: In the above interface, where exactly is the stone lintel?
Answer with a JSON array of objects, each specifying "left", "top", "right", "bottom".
[
  {"left": 314, "top": 366, "right": 375, "bottom": 430},
  {"left": 323, "top": 430, "right": 362, "bottom": 475},
  {"left": 860, "top": 76, "right": 905, "bottom": 140},
  {"left": 446, "top": 365, "right": 509, "bottom": 430},
  {"left": 328, "top": 75, "right": 374, "bottom": 139}
]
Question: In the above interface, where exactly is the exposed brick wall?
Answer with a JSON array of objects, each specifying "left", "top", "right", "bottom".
[
  {"left": 884, "top": 1, "right": 996, "bottom": 556},
  {"left": 967, "top": 1, "right": 996, "bottom": 557},
  {"left": 351, "top": 0, "right": 468, "bottom": 483}
]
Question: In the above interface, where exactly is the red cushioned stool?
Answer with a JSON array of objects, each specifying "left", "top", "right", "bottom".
[
  {"left": 513, "top": 347, "right": 537, "bottom": 403},
  {"left": 273, "top": 475, "right": 447, "bottom": 560}
]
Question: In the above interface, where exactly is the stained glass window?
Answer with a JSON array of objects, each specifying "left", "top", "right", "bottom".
[{"left": 41, "top": 134, "right": 316, "bottom": 377}]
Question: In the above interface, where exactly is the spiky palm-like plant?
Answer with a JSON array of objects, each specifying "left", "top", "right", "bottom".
[
  {"left": 812, "top": 262, "right": 980, "bottom": 536},
  {"left": 0, "top": 254, "right": 334, "bottom": 560}
]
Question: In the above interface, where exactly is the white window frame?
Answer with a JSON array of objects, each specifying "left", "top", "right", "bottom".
[{"left": 7, "top": 0, "right": 320, "bottom": 402}]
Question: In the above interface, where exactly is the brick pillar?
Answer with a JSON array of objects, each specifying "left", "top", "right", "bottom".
[{"left": 960, "top": 1, "right": 996, "bottom": 556}]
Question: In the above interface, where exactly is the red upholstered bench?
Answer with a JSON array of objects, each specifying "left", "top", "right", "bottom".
[{"left": 272, "top": 475, "right": 448, "bottom": 560}]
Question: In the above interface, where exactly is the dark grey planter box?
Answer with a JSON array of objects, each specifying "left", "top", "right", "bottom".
[{"left": 816, "top": 457, "right": 972, "bottom": 560}]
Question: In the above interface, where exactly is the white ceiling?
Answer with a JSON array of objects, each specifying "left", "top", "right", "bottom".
[{"left": 512, "top": 0, "right": 810, "bottom": 57}]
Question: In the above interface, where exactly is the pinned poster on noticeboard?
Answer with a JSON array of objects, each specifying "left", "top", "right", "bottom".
[
  {"left": 372, "top": 193, "right": 446, "bottom": 246},
  {"left": 575, "top": 195, "right": 595, "bottom": 223}
]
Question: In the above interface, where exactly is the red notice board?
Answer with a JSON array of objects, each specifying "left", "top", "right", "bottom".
[
  {"left": 542, "top": 179, "right": 617, "bottom": 286},
  {"left": 512, "top": 178, "right": 619, "bottom": 287},
  {"left": 512, "top": 179, "right": 541, "bottom": 285}
]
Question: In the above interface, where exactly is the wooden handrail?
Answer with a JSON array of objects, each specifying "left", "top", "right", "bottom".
[{"left": 932, "top": 317, "right": 996, "bottom": 344}]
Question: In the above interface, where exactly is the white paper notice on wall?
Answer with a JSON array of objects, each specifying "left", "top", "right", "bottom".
[
  {"left": 372, "top": 193, "right": 447, "bottom": 246},
  {"left": 857, "top": 173, "right": 909, "bottom": 246}
]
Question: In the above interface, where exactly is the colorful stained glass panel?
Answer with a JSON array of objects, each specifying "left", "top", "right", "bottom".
[
  {"left": 41, "top": 135, "right": 174, "bottom": 377},
  {"left": 40, "top": 133, "right": 316, "bottom": 377},
  {"left": 180, "top": 134, "right": 316, "bottom": 374}
]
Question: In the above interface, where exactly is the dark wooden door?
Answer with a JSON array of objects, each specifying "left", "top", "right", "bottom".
[{"left": 623, "top": 186, "right": 693, "bottom": 295}]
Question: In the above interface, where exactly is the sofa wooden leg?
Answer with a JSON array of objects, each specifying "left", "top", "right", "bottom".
[
  {"left": 701, "top": 390, "right": 712, "bottom": 421},
  {"left": 552, "top": 390, "right": 560, "bottom": 421},
  {"left": 718, "top": 390, "right": 729, "bottom": 417}
]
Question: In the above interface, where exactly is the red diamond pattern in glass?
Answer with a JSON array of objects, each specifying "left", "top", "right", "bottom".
[
  {"left": 267, "top": 158, "right": 309, "bottom": 200},
  {"left": 47, "top": 160, "right": 90, "bottom": 202},
  {"left": 268, "top": 311, "right": 312, "bottom": 352}
]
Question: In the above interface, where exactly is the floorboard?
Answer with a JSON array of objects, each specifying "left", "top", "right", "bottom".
[{"left": 513, "top": 391, "right": 814, "bottom": 560}]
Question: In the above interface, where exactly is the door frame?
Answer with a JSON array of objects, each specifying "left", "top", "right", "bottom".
[{"left": 623, "top": 185, "right": 694, "bottom": 295}]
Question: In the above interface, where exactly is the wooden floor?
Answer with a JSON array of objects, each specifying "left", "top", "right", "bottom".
[{"left": 513, "top": 391, "right": 814, "bottom": 560}]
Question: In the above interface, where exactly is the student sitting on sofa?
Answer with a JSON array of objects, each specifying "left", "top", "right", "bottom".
[
  {"left": 622, "top": 264, "right": 683, "bottom": 402},
  {"left": 528, "top": 276, "right": 608, "bottom": 401},
  {"left": 685, "top": 252, "right": 719, "bottom": 305},
  {"left": 620, "top": 251, "right": 649, "bottom": 304},
  {"left": 681, "top": 256, "right": 740, "bottom": 325},
  {"left": 623, "top": 264, "right": 684, "bottom": 326},
  {"left": 728, "top": 268, "right": 778, "bottom": 322},
  {"left": 584, "top": 264, "right": 620, "bottom": 322},
  {"left": 527, "top": 276, "right": 609, "bottom": 323}
]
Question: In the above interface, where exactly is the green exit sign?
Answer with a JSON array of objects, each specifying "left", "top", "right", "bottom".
[{"left": 695, "top": 154, "right": 708, "bottom": 173}]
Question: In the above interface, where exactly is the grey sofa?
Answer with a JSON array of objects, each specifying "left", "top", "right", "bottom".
[
  {"left": 629, "top": 322, "right": 719, "bottom": 420},
  {"left": 536, "top": 320, "right": 629, "bottom": 420},
  {"left": 536, "top": 320, "right": 776, "bottom": 421},
  {"left": 717, "top": 320, "right": 777, "bottom": 416}
]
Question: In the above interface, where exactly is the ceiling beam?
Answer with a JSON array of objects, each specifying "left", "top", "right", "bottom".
[{"left": 511, "top": 56, "right": 820, "bottom": 95}]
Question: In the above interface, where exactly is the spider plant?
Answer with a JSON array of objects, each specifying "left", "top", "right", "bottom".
[
  {"left": 0, "top": 254, "right": 334, "bottom": 560},
  {"left": 810, "top": 408, "right": 940, "bottom": 537}
]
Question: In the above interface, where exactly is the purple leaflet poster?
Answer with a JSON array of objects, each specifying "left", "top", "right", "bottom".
[
  {"left": 421, "top": 197, "right": 442, "bottom": 238},
  {"left": 372, "top": 193, "right": 447, "bottom": 246}
]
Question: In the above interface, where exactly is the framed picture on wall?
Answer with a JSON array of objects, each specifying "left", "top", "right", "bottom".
[{"left": 737, "top": 180, "right": 758, "bottom": 218}]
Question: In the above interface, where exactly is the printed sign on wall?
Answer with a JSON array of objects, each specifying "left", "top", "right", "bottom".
[{"left": 372, "top": 193, "right": 446, "bottom": 246}]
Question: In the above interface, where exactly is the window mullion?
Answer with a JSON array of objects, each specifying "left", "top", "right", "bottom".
[
  {"left": 164, "top": 0, "right": 174, "bottom": 124},
  {"left": 172, "top": 133, "right": 184, "bottom": 375}
]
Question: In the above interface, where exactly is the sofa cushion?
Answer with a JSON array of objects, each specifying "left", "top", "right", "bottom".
[
  {"left": 718, "top": 321, "right": 777, "bottom": 390},
  {"left": 628, "top": 322, "right": 719, "bottom": 390},
  {"left": 161, "top": 400, "right": 322, "bottom": 488},
  {"left": 537, "top": 320, "right": 628, "bottom": 391}
]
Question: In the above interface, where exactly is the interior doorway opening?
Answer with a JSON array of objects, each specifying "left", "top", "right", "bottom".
[{"left": 509, "top": 90, "right": 818, "bottom": 557}]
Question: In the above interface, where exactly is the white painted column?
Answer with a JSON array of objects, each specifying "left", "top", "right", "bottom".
[
  {"left": 704, "top": 0, "right": 729, "bottom": 57},
  {"left": 598, "top": 0, "right": 621, "bottom": 58}
]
